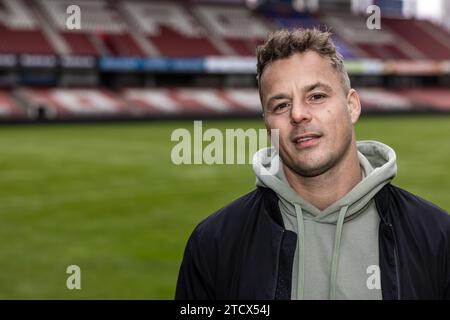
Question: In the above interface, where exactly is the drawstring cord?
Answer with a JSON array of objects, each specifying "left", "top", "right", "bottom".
[
  {"left": 294, "top": 203, "right": 305, "bottom": 300},
  {"left": 329, "top": 205, "right": 349, "bottom": 300},
  {"left": 293, "top": 203, "right": 349, "bottom": 300}
]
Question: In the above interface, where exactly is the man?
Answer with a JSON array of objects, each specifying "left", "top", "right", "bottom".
[{"left": 175, "top": 28, "right": 450, "bottom": 300}]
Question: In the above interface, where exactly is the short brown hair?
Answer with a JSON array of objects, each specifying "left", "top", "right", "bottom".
[{"left": 256, "top": 28, "right": 351, "bottom": 94}]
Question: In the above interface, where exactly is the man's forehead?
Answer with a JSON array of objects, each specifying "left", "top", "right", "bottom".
[
  {"left": 259, "top": 52, "right": 339, "bottom": 94},
  {"left": 263, "top": 51, "right": 332, "bottom": 75}
]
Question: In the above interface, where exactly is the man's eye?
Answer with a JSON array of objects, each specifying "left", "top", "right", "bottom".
[
  {"left": 310, "top": 94, "right": 326, "bottom": 102},
  {"left": 274, "top": 103, "right": 290, "bottom": 112}
]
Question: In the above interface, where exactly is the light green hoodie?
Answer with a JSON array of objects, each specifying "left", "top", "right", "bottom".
[{"left": 252, "top": 140, "right": 397, "bottom": 300}]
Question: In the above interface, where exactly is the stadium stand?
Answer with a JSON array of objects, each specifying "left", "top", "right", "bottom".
[
  {"left": 397, "top": 88, "right": 450, "bottom": 112},
  {"left": 356, "top": 87, "right": 413, "bottom": 112},
  {"left": 6, "top": 87, "right": 450, "bottom": 121},
  {"left": 192, "top": 3, "right": 272, "bottom": 56},
  {"left": 123, "top": 88, "right": 260, "bottom": 115},
  {"left": 263, "top": 10, "right": 358, "bottom": 59},
  {"left": 0, "top": 90, "right": 26, "bottom": 119},
  {"left": 11, "top": 87, "right": 262, "bottom": 119},
  {"left": 317, "top": 13, "right": 420, "bottom": 59},
  {"left": 37, "top": 0, "right": 145, "bottom": 56},
  {"left": 0, "top": 0, "right": 448, "bottom": 121},
  {"left": 14, "top": 88, "right": 130, "bottom": 119},
  {"left": 0, "top": 0, "right": 55, "bottom": 54},
  {"left": 382, "top": 18, "right": 450, "bottom": 60},
  {"left": 1, "top": 0, "right": 449, "bottom": 60},
  {"left": 121, "top": 1, "right": 224, "bottom": 57}
]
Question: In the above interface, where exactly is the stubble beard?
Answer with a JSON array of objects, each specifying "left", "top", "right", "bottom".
[{"left": 281, "top": 130, "right": 354, "bottom": 178}]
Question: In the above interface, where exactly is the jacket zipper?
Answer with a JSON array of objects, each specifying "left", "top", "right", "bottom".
[
  {"left": 388, "top": 223, "right": 402, "bottom": 300},
  {"left": 273, "top": 228, "right": 285, "bottom": 299},
  {"left": 374, "top": 197, "right": 401, "bottom": 300}
]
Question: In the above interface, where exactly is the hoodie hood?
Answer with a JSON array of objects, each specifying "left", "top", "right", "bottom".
[
  {"left": 252, "top": 140, "right": 397, "bottom": 300},
  {"left": 253, "top": 140, "right": 397, "bottom": 223}
]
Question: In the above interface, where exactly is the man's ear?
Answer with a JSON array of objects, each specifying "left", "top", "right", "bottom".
[{"left": 347, "top": 88, "right": 361, "bottom": 124}]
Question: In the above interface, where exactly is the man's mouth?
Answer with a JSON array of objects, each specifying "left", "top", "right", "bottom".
[{"left": 292, "top": 133, "right": 322, "bottom": 149}]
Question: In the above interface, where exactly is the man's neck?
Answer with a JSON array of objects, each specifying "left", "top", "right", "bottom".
[{"left": 283, "top": 144, "right": 362, "bottom": 211}]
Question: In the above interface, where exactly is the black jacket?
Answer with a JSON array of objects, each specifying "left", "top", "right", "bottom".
[{"left": 175, "top": 184, "right": 450, "bottom": 300}]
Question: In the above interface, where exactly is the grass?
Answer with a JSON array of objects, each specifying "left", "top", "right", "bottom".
[{"left": 0, "top": 115, "right": 449, "bottom": 299}]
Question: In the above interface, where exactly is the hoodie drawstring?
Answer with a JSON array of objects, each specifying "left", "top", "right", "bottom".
[
  {"left": 294, "top": 203, "right": 349, "bottom": 300},
  {"left": 294, "top": 203, "right": 305, "bottom": 300},
  {"left": 329, "top": 205, "right": 349, "bottom": 300}
]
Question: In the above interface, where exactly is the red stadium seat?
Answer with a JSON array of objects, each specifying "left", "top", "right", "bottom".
[
  {"left": 0, "top": 0, "right": 55, "bottom": 54},
  {"left": 16, "top": 88, "right": 130, "bottom": 118},
  {"left": 383, "top": 18, "right": 450, "bottom": 60},
  {"left": 0, "top": 90, "right": 26, "bottom": 119}
]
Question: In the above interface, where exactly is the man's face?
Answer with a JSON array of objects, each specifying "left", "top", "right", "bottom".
[{"left": 260, "top": 51, "right": 360, "bottom": 177}]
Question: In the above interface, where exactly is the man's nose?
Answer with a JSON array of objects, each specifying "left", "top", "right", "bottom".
[{"left": 290, "top": 100, "right": 312, "bottom": 125}]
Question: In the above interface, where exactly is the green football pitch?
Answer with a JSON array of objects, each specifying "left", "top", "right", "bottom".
[{"left": 0, "top": 115, "right": 449, "bottom": 299}]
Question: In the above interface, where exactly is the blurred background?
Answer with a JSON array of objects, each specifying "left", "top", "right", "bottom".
[{"left": 0, "top": 0, "right": 449, "bottom": 299}]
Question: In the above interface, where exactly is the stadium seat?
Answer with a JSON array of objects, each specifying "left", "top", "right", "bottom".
[
  {"left": 15, "top": 88, "right": 130, "bottom": 118},
  {"left": 383, "top": 18, "right": 450, "bottom": 60},
  {"left": 0, "top": 0, "right": 55, "bottom": 54},
  {"left": 0, "top": 90, "right": 26, "bottom": 119},
  {"left": 37, "top": 0, "right": 141, "bottom": 56},
  {"left": 319, "top": 13, "right": 418, "bottom": 59},
  {"left": 122, "top": 88, "right": 258, "bottom": 115},
  {"left": 193, "top": 4, "right": 272, "bottom": 56},
  {"left": 122, "top": 1, "right": 223, "bottom": 57}
]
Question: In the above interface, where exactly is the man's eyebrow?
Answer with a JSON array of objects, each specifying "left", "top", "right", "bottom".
[{"left": 303, "top": 82, "right": 333, "bottom": 93}]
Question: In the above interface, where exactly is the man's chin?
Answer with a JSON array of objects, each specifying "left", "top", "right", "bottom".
[
  {"left": 293, "top": 166, "right": 329, "bottom": 178},
  {"left": 285, "top": 158, "right": 333, "bottom": 178}
]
